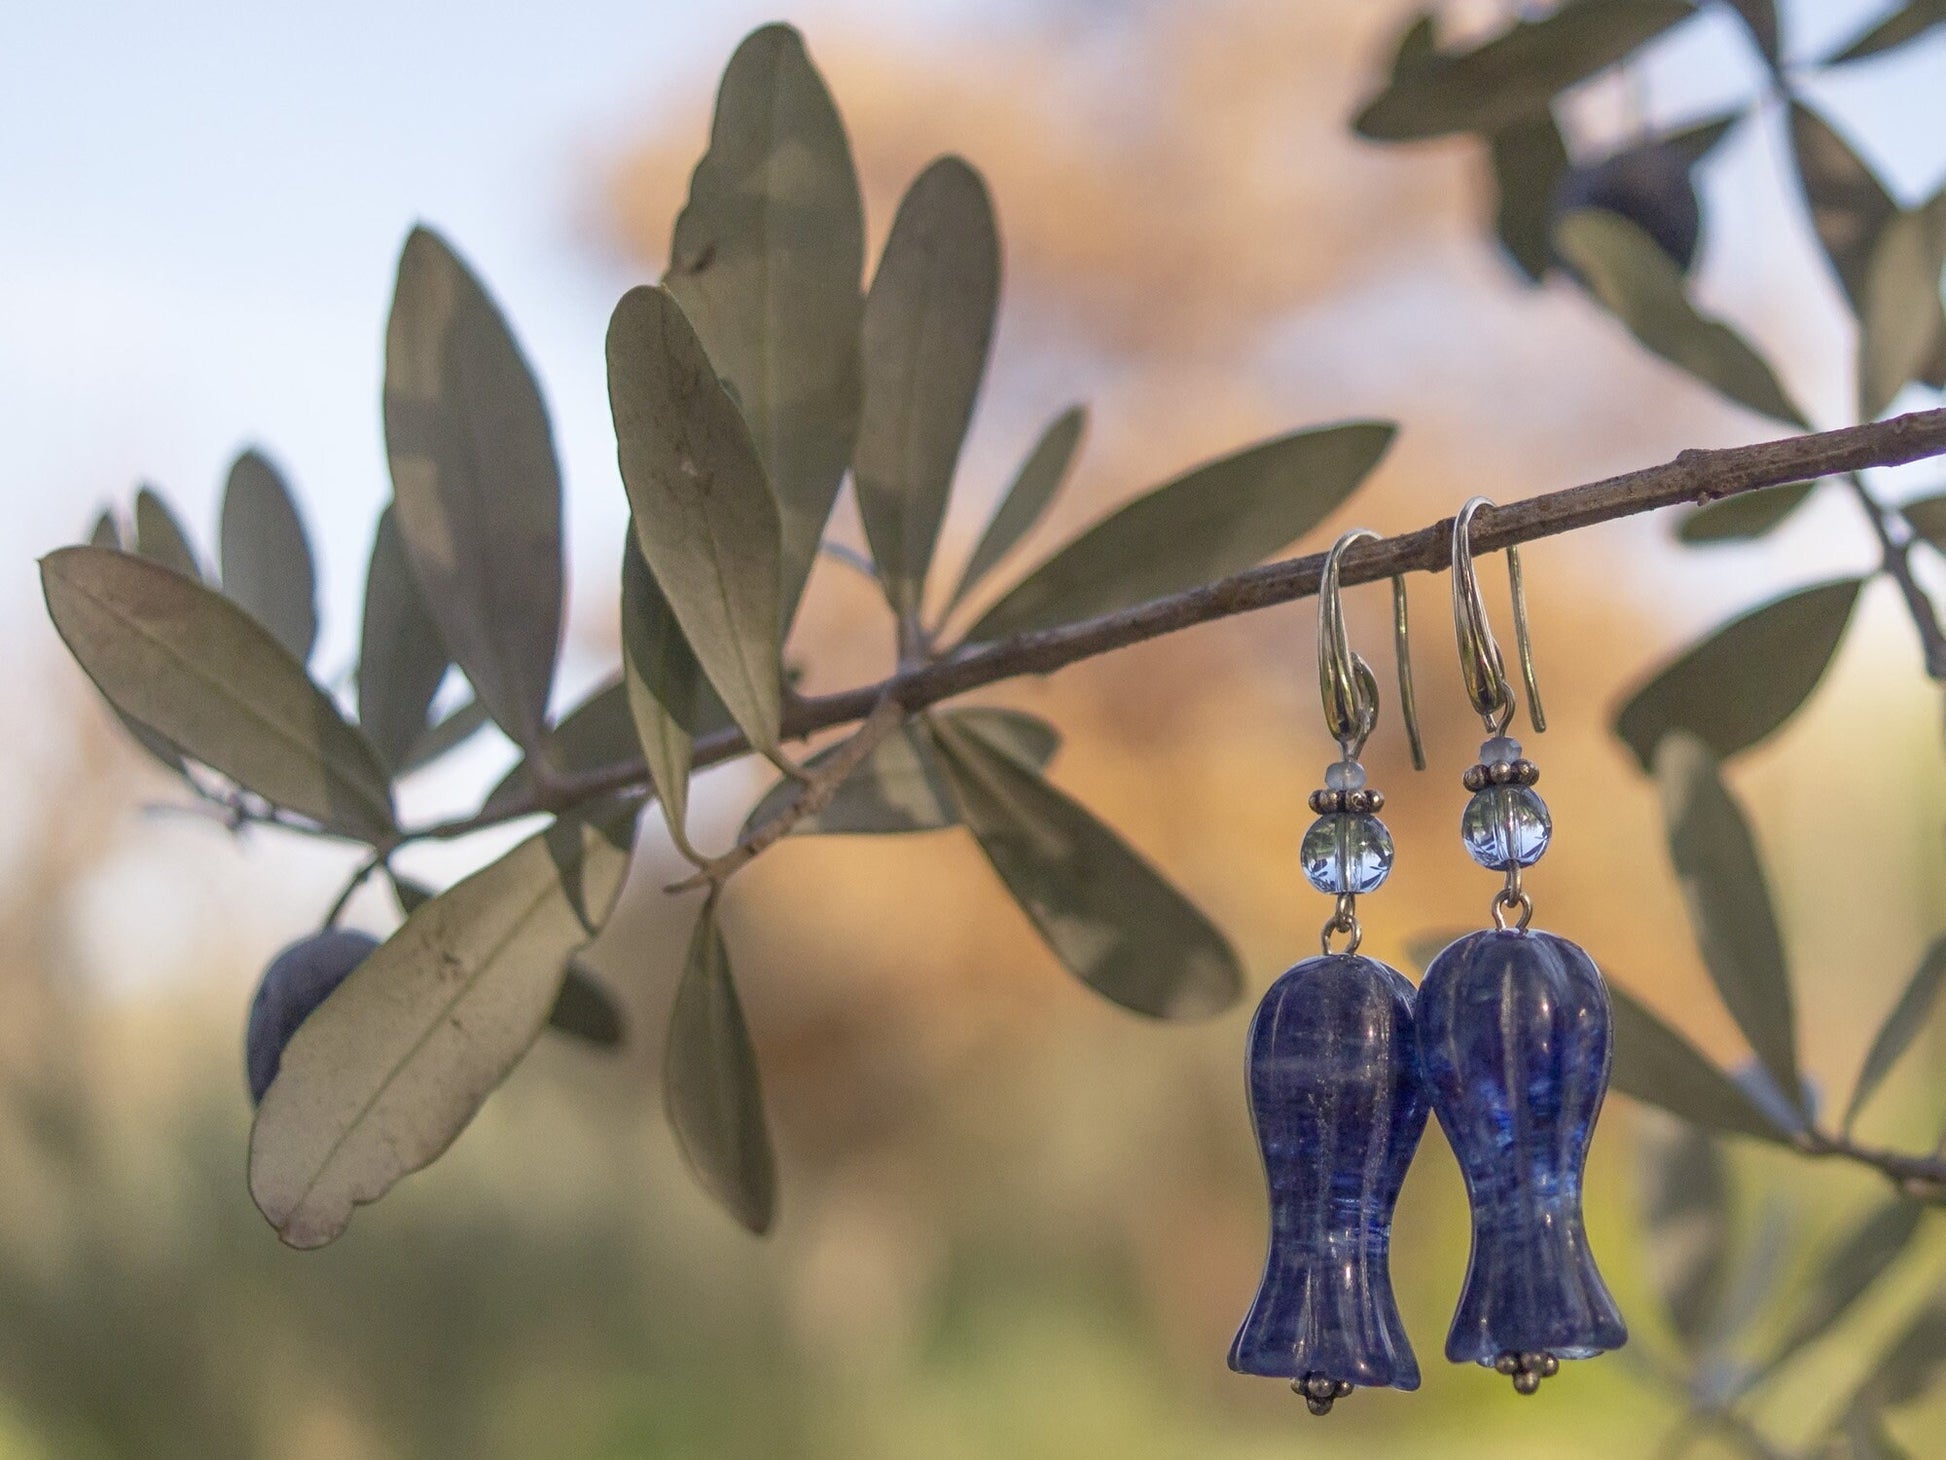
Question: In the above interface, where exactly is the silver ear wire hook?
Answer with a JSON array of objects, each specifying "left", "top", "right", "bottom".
[
  {"left": 1318, "top": 529, "right": 1426, "bottom": 770},
  {"left": 1450, "top": 498, "right": 1546, "bottom": 738}
]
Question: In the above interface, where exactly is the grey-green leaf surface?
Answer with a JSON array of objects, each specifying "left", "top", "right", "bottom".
[
  {"left": 1557, "top": 209, "right": 1810, "bottom": 428},
  {"left": 357, "top": 505, "right": 451, "bottom": 773},
  {"left": 1762, "top": 1200, "right": 1924, "bottom": 1374},
  {"left": 1832, "top": 1, "right": 1946, "bottom": 64},
  {"left": 854, "top": 156, "right": 1001, "bottom": 620},
  {"left": 739, "top": 707, "right": 1060, "bottom": 838},
  {"left": 1866, "top": 1298, "right": 1946, "bottom": 1406},
  {"left": 1492, "top": 112, "right": 1572, "bottom": 283},
  {"left": 1859, "top": 201, "right": 1946, "bottom": 419},
  {"left": 42, "top": 547, "right": 394, "bottom": 841},
  {"left": 1725, "top": 0, "right": 1780, "bottom": 60},
  {"left": 1789, "top": 101, "right": 1897, "bottom": 313},
  {"left": 548, "top": 962, "right": 624, "bottom": 1048},
  {"left": 383, "top": 226, "right": 563, "bottom": 753},
  {"left": 666, "top": 22, "right": 864, "bottom": 628},
  {"left": 1676, "top": 481, "right": 1817, "bottom": 543},
  {"left": 1904, "top": 490, "right": 1946, "bottom": 550},
  {"left": 249, "top": 805, "right": 635, "bottom": 1247},
  {"left": 1639, "top": 1119, "right": 1733, "bottom": 1350},
  {"left": 608, "top": 284, "right": 785, "bottom": 757},
  {"left": 1354, "top": 1, "right": 1696, "bottom": 140},
  {"left": 399, "top": 696, "right": 490, "bottom": 774},
  {"left": 929, "top": 715, "right": 1241, "bottom": 1019},
  {"left": 666, "top": 895, "right": 776, "bottom": 1234},
  {"left": 1614, "top": 578, "right": 1861, "bottom": 768},
  {"left": 623, "top": 531, "right": 703, "bottom": 852},
  {"left": 1655, "top": 734, "right": 1800, "bottom": 1115},
  {"left": 220, "top": 448, "right": 318, "bottom": 662},
  {"left": 89, "top": 508, "right": 190, "bottom": 775},
  {"left": 1663, "top": 112, "right": 1743, "bottom": 169},
  {"left": 966, "top": 422, "right": 1395, "bottom": 642},
  {"left": 1388, "top": 11, "right": 1438, "bottom": 79},
  {"left": 135, "top": 487, "right": 202, "bottom": 579},
  {"left": 1843, "top": 937, "right": 1946, "bottom": 1132},
  {"left": 1607, "top": 981, "right": 1789, "bottom": 1142},
  {"left": 948, "top": 405, "right": 1087, "bottom": 614}
]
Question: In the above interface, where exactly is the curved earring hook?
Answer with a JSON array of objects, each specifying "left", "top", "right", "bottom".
[
  {"left": 1450, "top": 497, "right": 1547, "bottom": 738},
  {"left": 1318, "top": 529, "right": 1426, "bottom": 770}
]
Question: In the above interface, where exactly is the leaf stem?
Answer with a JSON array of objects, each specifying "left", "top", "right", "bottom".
[{"left": 1845, "top": 471, "right": 1946, "bottom": 678}]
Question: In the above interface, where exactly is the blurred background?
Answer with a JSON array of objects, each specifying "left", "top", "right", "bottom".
[{"left": 5, "top": 0, "right": 1946, "bottom": 1455}]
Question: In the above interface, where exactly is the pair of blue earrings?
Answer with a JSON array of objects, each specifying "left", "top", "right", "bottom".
[{"left": 1230, "top": 500, "right": 1625, "bottom": 1414}]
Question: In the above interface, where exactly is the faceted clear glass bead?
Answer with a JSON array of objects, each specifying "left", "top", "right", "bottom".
[
  {"left": 1302, "top": 813, "right": 1394, "bottom": 894},
  {"left": 1461, "top": 786, "right": 1551, "bottom": 871},
  {"left": 1480, "top": 736, "right": 1523, "bottom": 765}
]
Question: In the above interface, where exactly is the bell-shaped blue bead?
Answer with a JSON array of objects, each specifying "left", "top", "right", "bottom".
[
  {"left": 1416, "top": 929, "right": 1627, "bottom": 1374},
  {"left": 1231, "top": 953, "right": 1430, "bottom": 1394}
]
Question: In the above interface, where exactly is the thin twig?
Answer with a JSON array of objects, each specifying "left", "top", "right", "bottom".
[
  {"left": 1845, "top": 472, "right": 1946, "bottom": 678},
  {"left": 1796, "top": 1126, "right": 1946, "bottom": 1204},
  {"left": 322, "top": 852, "right": 385, "bottom": 929}
]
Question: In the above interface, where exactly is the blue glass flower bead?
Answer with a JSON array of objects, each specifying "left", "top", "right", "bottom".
[
  {"left": 1416, "top": 929, "right": 1626, "bottom": 1389},
  {"left": 1460, "top": 785, "right": 1551, "bottom": 871},
  {"left": 1301, "top": 813, "right": 1394, "bottom": 895},
  {"left": 1231, "top": 954, "right": 1431, "bottom": 1406}
]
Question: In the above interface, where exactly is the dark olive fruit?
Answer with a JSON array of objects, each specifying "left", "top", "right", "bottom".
[
  {"left": 1555, "top": 142, "right": 1702, "bottom": 272},
  {"left": 245, "top": 929, "right": 379, "bottom": 1105}
]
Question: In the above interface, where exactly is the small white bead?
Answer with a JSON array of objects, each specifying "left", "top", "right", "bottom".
[{"left": 1324, "top": 760, "right": 1367, "bottom": 791}]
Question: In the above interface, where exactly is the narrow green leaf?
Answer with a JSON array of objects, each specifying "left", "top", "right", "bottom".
[
  {"left": 42, "top": 547, "right": 394, "bottom": 840},
  {"left": 1607, "top": 981, "right": 1790, "bottom": 1142},
  {"left": 1762, "top": 1200, "right": 1924, "bottom": 1373},
  {"left": 854, "top": 156, "right": 1002, "bottom": 619},
  {"left": 623, "top": 531, "right": 703, "bottom": 853},
  {"left": 666, "top": 22, "right": 864, "bottom": 628},
  {"left": 356, "top": 506, "right": 450, "bottom": 773},
  {"left": 1655, "top": 734, "right": 1800, "bottom": 1115},
  {"left": 1353, "top": 1, "right": 1696, "bottom": 140},
  {"left": 607, "top": 284, "right": 785, "bottom": 757},
  {"left": 249, "top": 803, "right": 636, "bottom": 1247},
  {"left": 1859, "top": 201, "right": 1946, "bottom": 419},
  {"left": 666, "top": 894, "right": 776, "bottom": 1234},
  {"left": 1902, "top": 490, "right": 1946, "bottom": 551},
  {"left": 88, "top": 508, "right": 191, "bottom": 775},
  {"left": 947, "top": 406, "right": 1087, "bottom": 616},
  {"left": 134, "top": 486, "right": 202, "bottom": 579},
  {"left": 1867, "top": 1298, "right": 1946, "bottom": 1406},
  {"left": 930, "top": 716, "right": 1241, "bottom": 1019},
  {"left": 1662, "top": 112, "right": 1743, "bottom": 169},
  {"left": 1557, "top": 209, "right": 1810, "bottom": 428},
  {"left": 383, "top": 226, "right": 563, "bottom": 753},
  {"left": 739, "top": 707, "right": 1060, "bottom": 838},
  {"left": 1676, "top": 481, "right": 1817, "bottom": 543},
  {"left": 966, "top": 422, "right": 1395, "bottom": 642},
  {"left": 1829, "top": 1405, "right": 1913, "bottom": 1460},
  {"left": 1844, "top": 937, "right": 1946, "bottom": 1132},
  {"left": 1491, "top": 112, "right": 1572, "bottom": 283},
  {"left": 389, "top": 870, "right": 433, "bottom": 915},
  {"left": 548, "top": 962, "right": 624, "bottom": 1048},
  {"left": 1614, "top": 579, "right": 1862, "bottom": 768},
  {"left": 1831, "top": 1, "right": 1945, "bottom": 63},
  {"left": 1639, "top": 1119, "right": 1733, "bottom": 1350},
  {"left": 1724, "top": 0, "right": 1780, "bottom": 60},
  {"left": 220, "top": 448, "right": 318, "bottom": 662},
  {"left": 1789, "top": 101, "right": 1897, "bottom": 314},
  {"left": 399, "top": 696, "right": 490, "bottom": 774},
  {"left": 88, "top": 509, "right": 120, "bottom": 551},
  {"left": 1388, "top": 11, "right": 1439, "bottom": 79}
]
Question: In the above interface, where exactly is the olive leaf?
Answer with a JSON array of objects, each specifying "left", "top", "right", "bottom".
[
  {"left": 249, "top": 802, "right": 637, "bottom": 1248},
  {"left": 1904, "top": 490, "right": 1946, "bottom": 550},
  {"left": 622, "top": 531, "right": 704, "bottom": 854},
  {"left": 1664, "top": 112, "right": 1744, "bottom": 169},
  {"left": 1865, "top": 1298, "right": 1946, "bottom": 1407},
  {"left": 1843, "top": 937, "right": 1946, "bottom": 1133},
  {"left": 135, "top": 486, "right": 202, "bottom": 579},
  {"left": 1606, "top": 981, "right": 1790, "bottom": 1142},
  {"left": 41, "top": 547, "right": 395, "bottom": 841},
  {"left": 1859, "top": 198, "right": 1946, "bottom": 419},
  {"left": 383, "top": 226, "right": 563, "bottom": 754},
  {"left": 607, "top": 284, "right": 786, "bottom": 759},
  {"left": 220, "top": 448, "right": 318, "bottom": 663},
  {"left": 86, "top": 508, "right": 190, "bottom": 776},
  {"left": 1639, "top": 1119, "right": 1734, "bottom": 1351},
  {"left": 1831, "top": 1, "right": 1946, "bottom": 65},
  {"left": 854, "top": 156, "right": 1001, "bottom": 621},
  {"left": 357, "top": 505, "right": 452, "bottom": 773},
  {"left": 1387, "top": 10, "right": 1438, "bottom": 79},
  {"left": 739, "top": 707, "right": 1059, "bottom": 838},
  {"left": 401, "top": 699, "right": 490, "bottom": 774},
  {"left": 1760, "top": 1200, "right": 1924, "bottom": 1375},
  {"left": 665, "top": 893, "right": 776, "bottom": 1234},
  {"left": 1556, "top": 209, "right": 1811, "bottom": 428},
  {"left": 1655, "top": 734, "right": 1801, "bottom": 1120},
  {"left": 1829, "top": 1406, "right": 1913, "bottom": 1460},
  {"left": 548, "top": 962, "right": 624, "bottom": 1049},
  {"left": 1614, "top": 579, "right": 1862, "bottom": 768},
  {"left": 966, "top": 421, "right": 1395, "bottom": 642},
  {"left": 929, "top": 714, "right": 1241, "bottom": 1019},
  {"left": 666, "top": 21, "right": 864, "bottom": 628},
  {"left": 1353, "top": 0, "right": 1695, "bottom": 140},
  {"left": 1676, "top": 481, "right": 1817, "bottom": 543},
  {"left": 1491, "top": 112, "right": 1571, "bottom": 283},
  {"left": 1724, "top": 0, "right": 1780, "bottom": 61},
  {"left": 1789, "top": 101, "right": 1897, "bottom": 314},
  {"left": 946, "top": 405, "right": 1087, "bottom": 615}
]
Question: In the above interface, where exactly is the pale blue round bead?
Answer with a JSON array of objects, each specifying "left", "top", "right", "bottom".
[
  {"left": 1302, "top": 813, "right": 1394, "bottom": 894},
  {"left": 1325, "top": 760, "right": 1367, "bottom": 791},
  {"left": 1461, "top": 786, "right": 1551, "bottom": 871}
]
